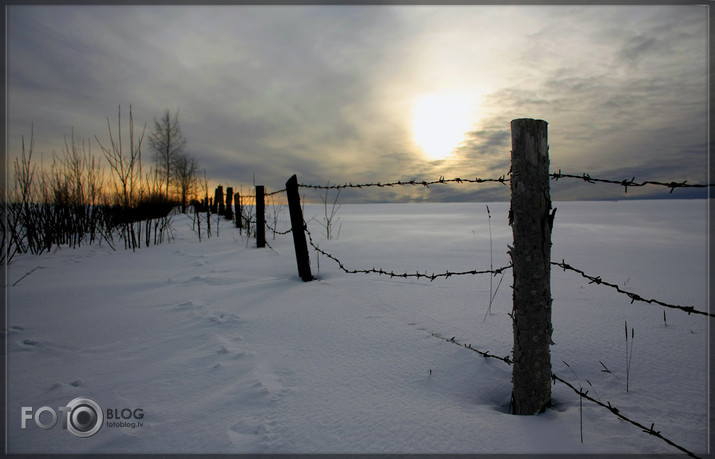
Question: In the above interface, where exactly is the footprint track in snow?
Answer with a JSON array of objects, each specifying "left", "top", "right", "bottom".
[{"left": 226, "top": 363, "right": 296, "bottom": 452}]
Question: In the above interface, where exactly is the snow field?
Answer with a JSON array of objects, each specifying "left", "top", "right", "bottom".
[{"left": 6, "top": 199, "right": 708, "bottom": 454}]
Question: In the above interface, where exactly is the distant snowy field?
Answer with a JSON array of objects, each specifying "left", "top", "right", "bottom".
[{"left": 6, "top": 199, "right": 709, "bottom": 454}]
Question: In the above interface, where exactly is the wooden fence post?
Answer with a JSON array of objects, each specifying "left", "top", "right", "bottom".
[
  {"left": 286, "top": 175, "right": 313, "bottom": 282},
  {"left": 256, "top": 185, "right": 265, "bottom": 248},
  {"left": 235, "top": 192, "right": 242, "bottom": 228},
  {"left": 217, "top": 185, "right": 225, "bottom": 216},
  {"left": 225, "top": 187, "right": 234, "bottom": 220},
  {"left": 509, "top": 118, "right": 554, "bottom": 415},
  {"left": 211, "top": 188, "right": 218, "bottom": 214}
]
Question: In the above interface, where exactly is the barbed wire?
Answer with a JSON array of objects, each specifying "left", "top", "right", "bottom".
[
  {"left": 551, "top": 373, "right": 699, "bottom": 457},
  {"left": 550, "top": 170, "right": 713, "bottom": 193},
  {"left": 304, "top": 220, "right": 512, "bottom": 281},
  {"left": 265, "top": 188, "right": 286, "bottom": 197},
  {"left": 265, "top": 221, "right": 292, "bottom": 236},
  {"left": 430, "top": 332, "right": 513, "bottom": 364},
  {"left": 245, "top": 169, "right": 712, "bottom": 203},
  {"left": 553, "top": 260, "right": 712, "bottom": 318},
  {"left": 298, "top": 218, "right": 705, "bottom": 316},
  {"left": 297, "top": 175, "right": 510, "bottom": 190},
  {"left": 300, "top": 219, "right": 705, "bottom": 316},
  {"left": 288, "top": 171, "right": 712, "bottom": 194},
  {"left": 433, "top": 333, "right": 699, "bottom": 457},
  {"left": 261, "top": 204, "right": 706, "bottom": 317}
]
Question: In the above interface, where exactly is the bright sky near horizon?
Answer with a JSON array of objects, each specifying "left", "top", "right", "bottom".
[{"left": 6, "top": 4, "right": 709, "bottom": 202}]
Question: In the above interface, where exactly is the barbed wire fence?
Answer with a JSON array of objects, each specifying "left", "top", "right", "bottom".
[
  {"left": 304, "top": 222, "right": 513, "bottom": 281},
  {"left": 226, "top": 120, "right": 711, "bottom": 456},
  {"left": 291, "top": 170, "right": 710, "bottom": 192}
]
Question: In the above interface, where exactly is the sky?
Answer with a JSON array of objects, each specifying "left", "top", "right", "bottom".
[{"left": 6, "top": 4, "right": 709, "bottom": 203}]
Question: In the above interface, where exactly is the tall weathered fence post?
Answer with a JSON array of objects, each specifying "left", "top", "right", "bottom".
[
  {"left": 286, "top": 175, "right": 313, "bottom": 282},
  {"left": 256, "top": 185, "right": 265, "bottom": 248},
  {"left": 509, "top": 118, "right": 554, "bottom": 415}
]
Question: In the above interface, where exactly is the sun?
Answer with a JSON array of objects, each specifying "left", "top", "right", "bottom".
[{"left": 411, "top": 92, "right": 473, "bottom": 161}]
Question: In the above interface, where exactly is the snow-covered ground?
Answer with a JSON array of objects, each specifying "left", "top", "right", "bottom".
[{"left": 6, "top": 199, "right": 709, "bottom": 454}]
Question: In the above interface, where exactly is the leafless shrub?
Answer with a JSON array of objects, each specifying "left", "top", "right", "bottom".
[
  {"left": 310, "top": 183, "right": 341, "bottom": 240},
  {"left": 268, "top": 193, "right": 285, "bottom": 240}
]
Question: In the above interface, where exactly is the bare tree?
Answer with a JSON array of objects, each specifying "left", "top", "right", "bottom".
[
  {"left": 173, "top": 152, "right": 200, "bottom": 213},
  {"left": 95, "top": 105, "right": 146, "bottom": 250},
  {"left": 95, "top": 105, "right": 145, "bottom": 208},
  {"left": 148, "top": 109, "right": 186, "bottom": 200},
  {"left": 55, "top": 129, "right": 104, "bottom": 207}
]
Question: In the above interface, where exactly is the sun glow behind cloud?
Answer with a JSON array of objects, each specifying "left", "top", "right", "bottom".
[{"left": 411, "top": 92, "right": 478, "bottom": 161}]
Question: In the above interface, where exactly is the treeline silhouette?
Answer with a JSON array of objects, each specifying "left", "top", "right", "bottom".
[{"left": 3, "top": 107, "right": 202, "bottom": 262}]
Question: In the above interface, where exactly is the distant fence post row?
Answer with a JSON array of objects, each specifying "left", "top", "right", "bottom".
[{"left": 200, "top": 184, "right": 262, "bottom": 236}]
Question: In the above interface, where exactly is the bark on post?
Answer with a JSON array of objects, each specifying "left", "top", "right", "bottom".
[
  {"left": 509, "top": 118, "right": 554, "bottom": 415},
  {"left": 256, "top": 185, "right": 265, "bottom": 248},
  {"left": 286, "top": 175, "right": 313, "bottom": 282}
]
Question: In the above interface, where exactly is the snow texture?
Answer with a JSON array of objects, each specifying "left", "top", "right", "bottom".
[{"left": 6, "top": 200, "right": 709, "bottom": 454}]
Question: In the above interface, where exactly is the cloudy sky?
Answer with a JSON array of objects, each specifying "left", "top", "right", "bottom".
[{"left": 7, "top": 4, "right": 709, "bottom": 202}]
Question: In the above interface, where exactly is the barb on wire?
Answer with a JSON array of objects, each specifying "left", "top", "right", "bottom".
[
  {"left": 550, "top": 170, "right": 713, "bottom": 194},
  {"left": 297, "top": 175, "right": 510, "bottom": 190},
  {"left": 434, "top": 333, "right": 699, "bottom": 457},
  {"left": 553, "top": 260, "right": 712, "bottom": 318},
  {"left": 304, "top": 220, "right": 512, "bottom": 281}
]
